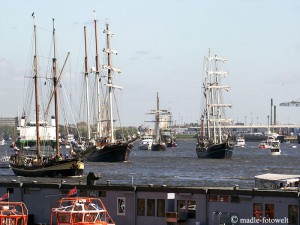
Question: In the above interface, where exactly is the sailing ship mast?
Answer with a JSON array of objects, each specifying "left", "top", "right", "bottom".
[
  {"left": 52, "top": 19, "right": 60, "bottom": 155},
  {"left": 84, "top": 26, "right": 91, "bottom": 141},
  {"left": 154, "top": 91, "right": 160, "bottom": 143},
  {"left": 33, "top": 13, "right": 41, "bottom": 159},
  {"left": 204, "top": 49, "right": 232, "bottom": 144},
  {"left": 103, "top": 20, "right": 122, "bottom": 144},
  {"left": 94, "top": 12, "right": 102, "bottom": 140}
]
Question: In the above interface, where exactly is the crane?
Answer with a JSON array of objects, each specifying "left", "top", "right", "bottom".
[{"left": 279, "top": 99, "right": 300, "bottom": 107}]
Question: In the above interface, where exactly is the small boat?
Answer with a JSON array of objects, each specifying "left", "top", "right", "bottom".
[
  {"left": 50, "top": 197, "right": 115, "bottom": 225},
  {"left": 0, "top": 201, "right": 28, "bottom": 225},
  {"left": 161, "top": 127, "right": 177, "bottom": 148},
  {"left": 0, "top": 153, "right": 10, "bottom": 168},
  {"left": 196, "top": 49, "right": 233, "bottom": 159},
  {"left": 0, "top": 139, "right": 5, "bottom": 146},
  {"left": 139, "top": 132, "right": 154, "bottom": 150},
  {"left": 235, "top": 136, "right": 245, "bottom": 148},
  {"left": 270, "top": 143, "right": 281, "bottom": 155},
  {"left": 258, "top": 136, "right": 280, "bottom": 149}
]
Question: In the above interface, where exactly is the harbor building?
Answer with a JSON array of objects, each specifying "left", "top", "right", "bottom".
[
  {"left": 0, "top": 116, "right": 18, "bottom": 126},
  {"left": 0, "top": 174, "right": 298, "bottom": 225}
]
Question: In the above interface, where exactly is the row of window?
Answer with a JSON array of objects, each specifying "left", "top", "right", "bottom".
[
  {"left": 253, "top": 203, "right": 298, "bottom": 224},
  {"left": 209, "top": 195, "right": 239, "bottom": 202},
  {"left": 137, "top": 199, "right": 165, "bottom": 217},
  {"left": 136, "top": 199, "right": 196, "bottom": 219},
  {"left": 135, "top": 198, "right": 298, "bottom": 225}
]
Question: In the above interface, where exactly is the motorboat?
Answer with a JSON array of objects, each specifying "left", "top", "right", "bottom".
[
  {"left": 139, "top": 133, "right": 154, "bottom": 150},
  {"left": 235, "top": 136, "right": 245, "bottom": 148},
  {"left": 270, "top": 143, "right": 281, "bottom": 155},
  {"left": 0, "top": 153, "right": 10, "bottom": 168},
  {"left": 258, "top": 136, "right": 279, "bottom": 149}
]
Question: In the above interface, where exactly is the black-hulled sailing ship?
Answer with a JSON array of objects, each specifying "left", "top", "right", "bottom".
[
  {"left": 84, "top": 17, "right": 132, "bottom": 162},
  {"left": 196, "top": 49, "right": 233, "bottom": 159},
  {"left": 10, "top": 15, "right": 86, "bottom": 177},
  {"left": 146, "top": 92, "right": 171, "bottom": 151}
]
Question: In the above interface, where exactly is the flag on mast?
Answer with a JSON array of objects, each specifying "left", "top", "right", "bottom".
[
  {"left": 67, "top": 187, "right": 77, "bottom": 197},
  {"left": 0, "top": 192, "right": 9, "bottom": 201}
]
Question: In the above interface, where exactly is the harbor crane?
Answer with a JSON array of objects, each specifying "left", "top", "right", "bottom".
[{"left": 279, "top": 99, "right": 300, "bottom": 107}]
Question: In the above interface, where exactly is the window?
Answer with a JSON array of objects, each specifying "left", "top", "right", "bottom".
[
  {"left": 187, "top": 200, "right": 196, "bottom": 219},
  {"left": 84, "top": 213, "right": 97, "bottom": 222},
  {"left": 7, "top": 188, "right": 14, "bottom": 194},
  {"left": 72, "top": 213, "right": 83, "bottom": 222},
  {"left": 253, "top": 203, "right": 263, "bottom": 222},
  {"left": 98, "top": 191, "right": 106, "bottom": 197},
  {"left": 137, "top": 199, "right": 145, "bottom": 216},
  {"left": 230, "top": 196, "right": 240, "bottom": 203},
  {"left": 220, "top": 196, "right": 229, "bottom": 202},
  {"left": 157, "top": 199, "right": 165, "bottom": 217},
  {"left": 209, "top": 195, "right": 218, "bottom": 202},
  {"left": 288, "top": 205, "right": 298, "bottom": 225},
  {"left": 147, "top": 199, "right": 155, "bottom": 216},
  {"left": 57, "top": 213, "right": 70, "bottom": 223},
  {"left": 117, "top": 197, "right": 125, "bottom": 216},
  {"left": 177, "top": 200, "right": 186, "bottom": 212},
  {"left": 265, "top": 204, "right": 274, "bottom": 219}
]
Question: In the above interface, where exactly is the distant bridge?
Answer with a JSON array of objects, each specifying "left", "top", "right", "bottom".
[
  {"left": 221, "top": 124, "right": 300, "bottom": 129},
  {"left": 184, "top": 124, "right": 300, "bottom": 132}
]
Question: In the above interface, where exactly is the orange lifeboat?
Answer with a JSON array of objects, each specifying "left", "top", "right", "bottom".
[
  {"left": 0, "top": 202, "right": 28, "bottom": 225},
  {"left": 50, "top": 197, "right": 115, "bottom": 225}
]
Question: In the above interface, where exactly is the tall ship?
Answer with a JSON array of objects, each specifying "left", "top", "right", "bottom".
[
  {"left": 10, "top": 14, "right": 85, "bottom": 177},
  {"left": 196, "top": 49, "right": 233, "bottom": 159},
  {"left": 146, "top": 92, "right": 174, "bottom": 151},
  {"left": 83, "top": 16, "right": 133, "bottom": 162}
]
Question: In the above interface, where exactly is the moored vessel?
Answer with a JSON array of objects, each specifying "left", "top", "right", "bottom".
[
  {"left": 0, "top": 200, "right": 28, "bottom": 225},
  {"left": 50, "top": 197, "right": 115, "bottom": 225}
]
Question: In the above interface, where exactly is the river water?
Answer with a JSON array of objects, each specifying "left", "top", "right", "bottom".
[{"left": 0, "top": 140, "right": 299, "bottom": 188}]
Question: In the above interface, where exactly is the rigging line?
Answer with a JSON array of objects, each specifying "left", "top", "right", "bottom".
[
  {"left": 113, "top": 90, "right": 125, "bottom": 140},
  {"left": 60, "top": 82, "right": 82, "bottom": 140},
  {"left": 58, "top": 83, "right": 69, "bottom": 130},
  {"left": 22, "top": 30, "right": 35, "bottom": 115}
]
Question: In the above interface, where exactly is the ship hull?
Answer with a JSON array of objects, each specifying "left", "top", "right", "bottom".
[
  {"left": 196, "top": 142, "right": 233, "bottom": 159},
  {"left": 151, "top": 143, "right": 166, "bottom": 151},
  {"left": 87, "top": 142, "right": 131, "bottom": 162},
  {"left": 9, "top": 159, "right": 84, "bottom": 177}
]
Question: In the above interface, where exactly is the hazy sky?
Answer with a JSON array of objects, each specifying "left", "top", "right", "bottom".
[{"left": 1, "top": 0, "right": 300, "bottom": 127}]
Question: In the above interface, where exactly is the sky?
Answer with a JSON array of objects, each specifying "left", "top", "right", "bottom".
[{"left": 1, "top": 0, "right": 300, "bottom": 127}]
